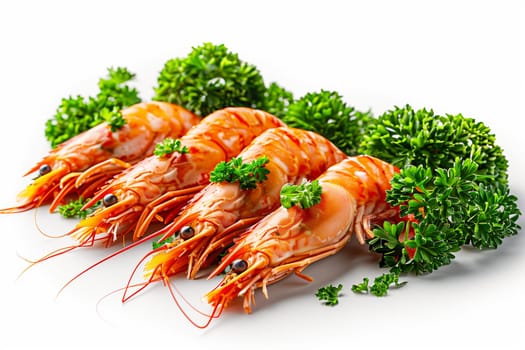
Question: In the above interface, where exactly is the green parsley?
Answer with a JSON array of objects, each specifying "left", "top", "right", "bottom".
[
  {"left": 315, "top": 283, "right": 343, "bottom": 306},
  {"left": 262, "top": 82, "right": 295, "bottom": 119},
  {"left": 352, "top": 272, "right": 406, "bottom": 297},
  {"left": 153, "top": 138, "right": 189, "bottom": 157},
  {"left": 280, "top": 180, "right": 322, "bottom": 209},
  {"left": 368, "top": 159, "right": 521, "bottom": 275},
  {"left": 358, "top": 105, "right": 508, "bottom": 185},
  {"left": 209, "top": 156, "right": 270, "bottom": 190},
  {"left": 152, "top": 235, "right": 175, "bottom": 250},
  {"left": 283, "top": 90, "right": 373, "bottom": 155},
  {"left": 350, "top": 277, "right": 369, "bottom": 294},
  {"left": 57, "top": 197, "right": 101, "bottom": 219},
  {"left": 100, "top": 107, "right": 127, "bottom": 132},
  {"left": 45, "top": 67, "right": 141, "bottom": 148},
  {"left": 153, "top": 42, "right": 267, "bottom": 116}
]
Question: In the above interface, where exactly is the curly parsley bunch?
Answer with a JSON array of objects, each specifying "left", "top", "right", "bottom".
[
  {"left": 358, "top": 104, "right": 508, "bottom": 185},
  {"left": 368, "top": 159, "right": 520, "bottom": 275},
  {"left": 283, "top": 90, "right": 372, "bottom": 155},
  {"left": 353, "top": 105, "right": 520, "bottom": 294},
  {"left": 45, "top": 67, "right": 141, "bottom": 148},
  {"left": 153, "top": 43, "right": 267, "bottom": 117}
]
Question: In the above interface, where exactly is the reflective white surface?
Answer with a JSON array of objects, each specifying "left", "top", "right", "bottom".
[{"left": 0, "top": 1, "right": 523, "bottom": 349}]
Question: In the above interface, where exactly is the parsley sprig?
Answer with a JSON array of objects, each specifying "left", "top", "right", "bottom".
[
  {"left": 152, "top": 235, "right": 175, "bottom": 250},
  {"left": 351, "top": 272, "right": 406, "bottom": 296},
  {"left": 153, "top": 42, "right": 267, "bottom": 116},
  {"left": 358, "top": 105, "right": 508, "bottom": 185},
  {"left": 368, "top": 158, "right": 521, "bottom": 275},
  {"left": 45, "top": 67, "right": 141, "bottom": 148},
  {"left": 153, "top": 138, "right": 188, "bottom": 157},
  {"left": 280, "top": 180, "right": 322, "bottom": 209},
  {"left": 283, "top": 90, "right": 372, "bottom": 155},
  {"left": 262, "top": 82, "right": 295, "bottom": 119},
  {"left": 57, "top": 197, "right": 101, "bottom": 219},
  {"left": 210, "top": 156, "right": 270, "bottom": 190},
  {"left": 315, "top": 283, "right": 343, "bottom": 306},
  {"left": 351, "top": 105, "right": 519, "bottom": 295}
]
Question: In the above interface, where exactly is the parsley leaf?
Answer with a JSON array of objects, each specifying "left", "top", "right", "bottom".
[
  {"left": 153, "top": 138, "right": 188, "bottom": 157},
  {"left": 369, "top": 159, "right": 521, "bottom": 274},
  {"left": 351, "top": 278, "right": 369, "bottom": 294},
  {"left": 358, "top": 105, "right": 509, "bottom": 186},
  {"left": 57, "top": 197, "right": 101, "bottom": 219},
  {"left": 152, "top": 235, "right": 175, "bottom": 250},
  {"left": 351, "top": 272, "right": 406, "bottom": 297},
  {"left": 262, "top": 82, "right": 295, "bottom": 119},
  {"left": 153, "top": 42, "right": 267, "bottom": 116},
  {"left": 45, "top": 67, "right": 141, "bottom": 148},
  {"left": 210, "top": 156, "right": 270, "bottom": 190},
  {"left": 315, "top": 283, "right": 343, "bottom": 306},
  {"left": 100, "top": 107, "right": 127, "bottom": 132},
  {"left": 283, "top": 90, "right": 372, "bottom": 156},
  {"left": 280, "top": 180, "right": 322, "bottom": 209}
]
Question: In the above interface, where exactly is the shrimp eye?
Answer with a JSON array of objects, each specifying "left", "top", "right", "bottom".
[
  {"left": 38, "top": 164, "right": 51, "bottom": 177},
  {"left": 103, "top": 193, "right": 118, "bottom": 207},
  {"left": 180, "top": 225, "right": 195, "bottom": 240},
  {"left": 231, "top": 259, "right": 248, "bottom": 274}
]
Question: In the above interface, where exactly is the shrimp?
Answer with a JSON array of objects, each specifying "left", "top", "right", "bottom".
[
  {"left": 65, "top": 107, "right": 285, "bottom": 249},
  {"left": 127, "top": 126, "right": 347, "bottom": 298},
  {"left": 0, "top": 101, "right": 200, "bottom": 214},
  {"left": 205, "top": 155, "right": 400, "bottom": 315}
]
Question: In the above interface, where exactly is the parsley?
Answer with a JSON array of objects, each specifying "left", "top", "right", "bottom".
[
  {"left": 280, "top": 180, "right": 322, "bottom": 209},
  {"left": 262, "top": 82, "right": 295, "bottom": 119},
  {"left": 368, "top": 159, "right": 521, "bottom": 275},
  {"left": 358, "top": 105, "right": 508, "bottom": 186},
  {"left": 352, "top": 272, "right": 406, "bottom": 297},
  {"left": 152, "top": 235, "right": 175, "bottom": 250},
  {"left": 153, "top": 138, "right": 188, "bottom": 157},
  {"left": 100, "top": 107, "right": 127, "bottom": 132},
  {"left": 45, "top": 67, "right": 141, "bottom": 148},
  {"left": 209, "top": 156, "right": 270, "bottom": 190},
  {"left": 351, "top": 278, "right": 369, "bottom": 294},
  {"left": 153, "top": 42, "right": 267, "bottom": 116},
  {"left": 283, "top": 90, "right": 372, "bottom": 155},
  {"left": 354, "top": 104, "right": 519, "bottom": 277},
  {"left": 57, "top": 197, "right": 101, "bottom": 219},
  {"left": 315, "top": 283, "right": 343, "bottom": 306}
]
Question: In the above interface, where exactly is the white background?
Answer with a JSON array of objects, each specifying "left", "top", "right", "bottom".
[{"left": 0, "top": 1, "right": 524, "bottom": 349}]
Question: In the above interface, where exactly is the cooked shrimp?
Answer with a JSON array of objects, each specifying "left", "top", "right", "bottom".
[
  {"left": 205, "top": 155, "right": 400, "bottom": 315},
  {"left": 65, "top": 107, "right": 285, "bottom": 249},
  {"left": 128, "top": 126, "right": 347, "bottom": 297},
  {"left": 0, "top": 102, "right": 200, "bottom": 214}
]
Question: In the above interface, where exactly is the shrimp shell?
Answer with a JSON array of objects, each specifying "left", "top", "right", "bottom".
[
  {"left": 0, "top": 102, "right": 200, "bottom": 213},
  {"left": 136, "top": 126, "right": 347, "bottom": 288},
  {"left": 67, "top": 107, "right": 285, "bottom": 247},
  {"left": 206, "top": 155, "right": 400, "bottom": 314}
]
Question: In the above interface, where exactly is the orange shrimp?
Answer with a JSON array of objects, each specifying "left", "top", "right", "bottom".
[
  {"left": 127, "top": 126, "right": 347, "bottom": 299},
  {"left": 0, "top": 102, "right": 200, "bottom": 214},
  {"left": 64, "top": 107, "right": 285, "bottom": 249},
  {"left": 205, "top": 155, "right": 400, "bottom": 315}
]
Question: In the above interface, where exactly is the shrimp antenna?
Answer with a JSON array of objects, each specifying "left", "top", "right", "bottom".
[
  {"left": 122, "top": 246, "right": 222, "bottom": 329},
  {"left": 165, "top": 276, "right": 223, "bottom": 329},
  {"left": 33, "top": 205, "right": 70, "bottom": 239},
  {"left": 56, "top": 230, "right": 165, "bottom": 298},
  {"left": 30, "top": 180, "right": 72, "bottom": 238},
  {"left": 17, "top": 233, "right": 100, "bottom": 280},
  {"left": 121, "top": 247, "right": 166, "bottom": 302}
]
